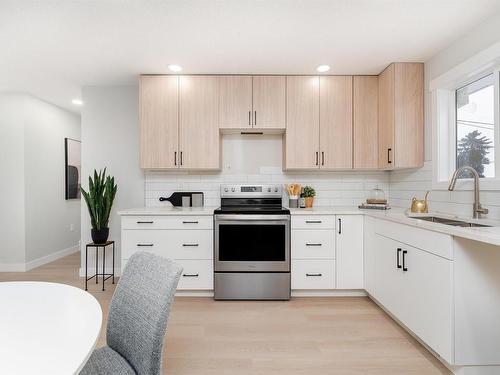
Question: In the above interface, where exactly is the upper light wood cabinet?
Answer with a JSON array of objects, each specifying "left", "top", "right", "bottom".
[
  {"left": 378, "top": 63, "right": 424, "bottom": 169},
  {"left": 219, "top": 75, "right": 286, "bottom": 130},
  {"left": 285, "top": 76, "right": 320, "bottom": 169},
  {"left": 252, "top": 76, "right": 286, "bottom": 129},
  {"left": 320, "top": 76, "right": 353, "bottom": 169},
  {"left": 219, "top": 76, "right": 252, "bottom": 129},
  {"left": 179, "top": 76, "right": 220, "bottom": 169},
  {"left": 354, "top": 76, "right": 378, "bottom": 169},
  {"left": 139, "top": 75, "right": 179, "bottom": 169}
]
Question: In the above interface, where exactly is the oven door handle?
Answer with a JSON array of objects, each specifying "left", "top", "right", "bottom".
[{"left": 215, "top": 214, "right": 290, "bottom": 222}]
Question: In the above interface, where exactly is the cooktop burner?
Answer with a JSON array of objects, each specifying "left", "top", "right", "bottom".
[{"left": 214, "top": 184, "right": 290, "bottom": 215}]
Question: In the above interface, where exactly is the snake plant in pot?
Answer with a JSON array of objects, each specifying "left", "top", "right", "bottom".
[{"left": 81, "top": 168, "right": 117, "bottom": 244}]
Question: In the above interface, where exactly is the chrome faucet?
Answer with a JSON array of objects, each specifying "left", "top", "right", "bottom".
[{"left": 448, "top": 166, "right": 489, "bottom": 218}]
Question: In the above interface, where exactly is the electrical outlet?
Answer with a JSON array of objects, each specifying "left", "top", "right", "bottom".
[{"left": 70, "top": 224, "right": 74, "bottom": 232}]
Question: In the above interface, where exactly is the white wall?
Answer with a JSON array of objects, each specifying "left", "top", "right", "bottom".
[
  {"left": 80, "top": 86, "right": 144, "bottom": 274},
  {"left": 0, "top": 94, "right": 81, "bottom": 271},
  {"left": 0, "top": 95, "right": 26, "bottom": 268},
  {"left": 23, "top": 96, "right": 81, "bottom": 265},
  {"left": 390, "top": 12, "right": 500, "bottom": 218}
]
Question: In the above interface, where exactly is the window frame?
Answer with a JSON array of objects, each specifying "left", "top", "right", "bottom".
[{"left": 431, "top": 55, "right": 500, "bottom": 191}]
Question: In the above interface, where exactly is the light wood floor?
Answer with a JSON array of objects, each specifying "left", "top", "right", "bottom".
[{"left": 0, "top": 253, "right": 451, "bottom": 374}]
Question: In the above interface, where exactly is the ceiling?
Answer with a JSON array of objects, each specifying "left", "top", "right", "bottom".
[{"left": 1, "top": 0, "right": 500, "bottom": 113}]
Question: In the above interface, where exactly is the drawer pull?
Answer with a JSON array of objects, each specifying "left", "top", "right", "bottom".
[
  {"left": 137, "top": 221, "right": 154, "bottom": 224},
  {"left": 305, "top": 220, "right": 322, "bottom": 224},
  {"left": 137, "top": 244, "right": 154, "bottom": 247},
  {"left": 306, "top": 243, "right": 322, "bottom": 246},
  {"left": 182, "top": 243, "right": 199, "bottom": 247},
  {"left": 182, "top": 273, "right": 199, "bottom": 277},
  {"left": 182, "top": 221, "right": 199, "bottom": 224},
  {"left": 306, "top": 273, "right": 322, "bottom": 277}
]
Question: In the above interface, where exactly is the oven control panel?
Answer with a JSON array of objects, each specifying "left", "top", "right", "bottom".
[{"left": 220, "top": 184, "right": 283, "bottom": 198}]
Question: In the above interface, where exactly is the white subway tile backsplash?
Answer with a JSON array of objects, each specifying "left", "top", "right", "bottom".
[{"left": 144, "top": 169, "right": 389, "bottom": 208}]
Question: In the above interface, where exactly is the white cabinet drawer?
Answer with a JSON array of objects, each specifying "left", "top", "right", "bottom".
[
  {"left": 291, "top": 260, "right": 335, "bottom": 289},
  {"left": 121, "top": 230, "right": 213, "bottom": 260},
  {"left": 121, "top": 259, "right": 213, "bottom": 290},
  {"left": 292, "top": 215, "right": 335, "bottom": 229},
  {"left": 292, "top": 230, "right": 335, "bottom": 259},
  {"left": 177, "top": 260, "right": 213, "bottom": 290},
  {"left": 122, "top": 215, "right": 213, "bottom": 230},
  {"left": 374, "top": 219, "right": 452, "bottom": 260}
]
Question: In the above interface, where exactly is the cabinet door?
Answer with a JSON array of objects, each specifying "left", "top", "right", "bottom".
[
  {"left": 373, "top": 234, "right": 402, "bottom": 315},
  {"left": 285, "top": 76, "right": 320, "bottom": 169},
  {"left": 252, "top": 76, "right": 286, "bottom": 129},
  {"left": 179, "top": 76, "right": 220, "bottom": 169},
  {"left": 400, "top": 245, "right": 453, "bottom": 363},
  {"left": 319, "top": 76, "right": 353, "bottom": 169},
  {"left": 394, "top": 63, "right": 424, "bottom": 169},
  {"left": 336, "top": 215, "right": 363, "bottom": 289},
  {"left": 219, "top": 76, "right": 252, "bottom": 129},
  {"left": 363, "top": 216, "right": 377, "bottom": 295},
  {"left": 353, "top": 76, "right": 378, "bottom": 169},
  {"left": 139, "top": 75, "right": 179, "bottom": 169},
  {"left": 378, "top": 64, "right": 395, "bottom": 169}
]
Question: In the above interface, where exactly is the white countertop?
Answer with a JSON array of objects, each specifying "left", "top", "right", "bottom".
[
  {"left": 118, "top": 205, "right": 500, "bottom": 247},
  {"left": 364, "top": 208, "right": 500, "bottom": 247},
  {"left": 288, "top": 206, "right": 362, "bottom": 215},
  {"left": 118, "top": 206, "right": 217, "bottom": 216}
]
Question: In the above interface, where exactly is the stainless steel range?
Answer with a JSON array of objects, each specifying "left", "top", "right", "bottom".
[{"left": 214, "top": 184, "right": 290, "bottom": 300}]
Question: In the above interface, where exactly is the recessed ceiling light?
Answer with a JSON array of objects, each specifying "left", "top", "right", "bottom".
[
  {"left": 316, "top": 65, "right": 331, "bottom": 73},
  {"left": 72, "top": 99, "right": 83, "bottom": 106},
  {"left": 168, "top": 64, "right": 183, "bottom": 72}
]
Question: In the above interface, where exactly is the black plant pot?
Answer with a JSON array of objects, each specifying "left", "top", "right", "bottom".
[{"left": 91, "top": 228, "right": 109, "bottom": 244}]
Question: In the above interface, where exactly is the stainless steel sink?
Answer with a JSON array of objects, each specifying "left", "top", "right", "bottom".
[{"left": 415, "top": 216, "right": 491, "bottom": 227}]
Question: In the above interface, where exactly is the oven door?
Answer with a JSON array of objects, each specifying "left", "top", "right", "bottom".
[{"left": 214, "top": 214, "right": 290, "bottom": 272}]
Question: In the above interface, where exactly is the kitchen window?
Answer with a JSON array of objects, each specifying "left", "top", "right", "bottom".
[
  {"left": 455, "top": 74, "right": 495, "bottom": 178},
  {"left": 431, "top": 60, "right": 500, "bottom": 190}
]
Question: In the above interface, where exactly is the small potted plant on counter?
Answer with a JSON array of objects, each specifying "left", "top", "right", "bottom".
[
  {"left": 81, "top": 168, "right": 117, "bottom": 244},
  {"left": 303, "top": 186, "right": 316, "bottom": 208}
]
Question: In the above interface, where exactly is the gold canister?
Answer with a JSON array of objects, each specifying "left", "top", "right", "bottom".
[{"left": 410, "top": 191, "right": 429, "bottom": 213}]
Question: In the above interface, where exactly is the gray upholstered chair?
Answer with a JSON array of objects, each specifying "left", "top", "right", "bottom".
[{"left": 80, "top": 251, "right": 183, "bottom": 375}]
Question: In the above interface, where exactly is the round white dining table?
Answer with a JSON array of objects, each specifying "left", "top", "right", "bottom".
[{"left": 0, "top": 281, "right": 102, "bottom": 375}]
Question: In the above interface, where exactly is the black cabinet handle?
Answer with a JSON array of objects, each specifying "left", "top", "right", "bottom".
[
  {"left": 137, "top": 243, "right": 154, "bottom": 247},
  {"left": 338, "top": 218, "right": 342, "bottom": 234},
  {"left": 182, "top": 221, "right": 199, "bottom": 224},
  {"left": 402, "top": 250, "right": 408, "bottom": 271},
  {"left": 137, "top": 221, "right": 153, "bottom": 224},
  {"left": 305, "top": 220, "right": 322, "bottom": 224},
  {"left": 182, "top": 243, "right": 199, "bottom": 247},
  {"left": 306, "top": 243, "right": 322, "bottom": 246},
  {"left": 254, "top": 110, "right": 257, "bottom": 126},
  {"left": 180, "top": 151, "right": 183, "bottom": 166},
  {"left": 315, "top": 151, "right": 319, "bottom": 166},
  {"left": 396, "top": 248, "right": 402, "bottom": 269},
  {"left": 321, "top": 151, "right": 325, "bottom": 166},
  {"left": 387, "top": 148, "right": 392, "bottom": 164},
  {"left": 248, "top": 111, "right": 251, "bottom": 126},
  {"left": 306, "top": 273, "right": 322, "bottom": 277},
  {"left": 182, "top": 273, "right": 199, "bottom": 277},
  {"left": 174, "top": 151, "right": 177, "bottom": 166}
]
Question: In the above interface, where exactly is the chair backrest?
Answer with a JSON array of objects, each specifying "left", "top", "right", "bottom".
[{"left": 107, "top": 251, "right": 182, "bottom": 375}]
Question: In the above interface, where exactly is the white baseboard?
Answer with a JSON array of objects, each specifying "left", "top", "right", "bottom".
[
  {"left": 0, "top": 244, "right": 80, "bottom": 272},
  {"left": 0, "top": 262, "right": 27, "bottom": 272},
  {"left": 175, "top": 290, "right": 214, "bottom": 297},
  {"left": 292, "top": 289, "right": 367, "bottom": 297},
  {"left": 25, "top": 245, "right": 80, "bottom": 271}
]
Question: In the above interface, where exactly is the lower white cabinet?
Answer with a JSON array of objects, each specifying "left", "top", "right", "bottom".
[
  {"left": 291, "top": 214, "right": 364, "bottom": 291},
  {"left": 336, "top": 215, "right": 363, "bottom": 289},
  {"left": 121, "top": 215, "right": 213, "bottom": 290},
  {"left": 291, "top": 260, "right": 335, "bottom": 289},
  {"left": 372, "top": 231, "right": 453, "bottom": 364}
]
